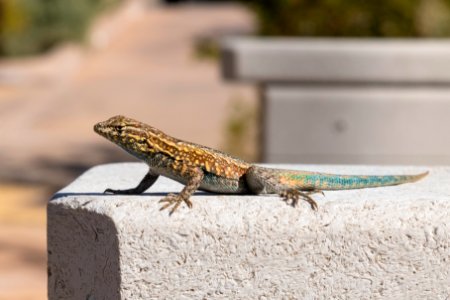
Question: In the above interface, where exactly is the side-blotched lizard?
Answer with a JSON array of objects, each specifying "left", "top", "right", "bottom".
[{"left": 94, "top": 115, "right": 428, "bottom": 215}]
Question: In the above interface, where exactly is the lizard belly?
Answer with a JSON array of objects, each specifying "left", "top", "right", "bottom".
[
  {"left": 199, "top": 172, "right": 248, "bottom": 194},
  {"left": 151, "top": 164, "right": 248, "bottom": 194}
]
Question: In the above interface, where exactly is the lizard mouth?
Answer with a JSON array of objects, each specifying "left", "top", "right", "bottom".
[
  {"left": 93, "top": 122, "right": 110, "bottom": 139},
  {"left": 93, "top": 122, "right": 103, "bottom": 135},
  {"left": 94, "top": 121, "right": 122, "bottom": 145}
]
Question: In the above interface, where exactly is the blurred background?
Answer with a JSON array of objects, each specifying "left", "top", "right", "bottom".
[{"left": 2, "top": 0, "right": 450, "bottom": 298}]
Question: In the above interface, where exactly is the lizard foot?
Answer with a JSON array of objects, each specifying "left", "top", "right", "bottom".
[
  {"left": 280, "top": 189, "right": 320, "bottom": 211},
  {"left": 159, "top": 193, "right": 193, "bottom": 215}
]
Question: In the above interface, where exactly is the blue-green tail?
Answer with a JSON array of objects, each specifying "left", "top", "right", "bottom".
[{"left": 281, "top": 171, "right": 428, "bottom": 190}]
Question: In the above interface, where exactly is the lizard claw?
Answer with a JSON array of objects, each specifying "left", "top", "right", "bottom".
[
  {"left": 280, "top": 189, "right": 319, "bottom": 211},
  {"left": 159, "top": 193, "right": 193, "bottom": 215}
]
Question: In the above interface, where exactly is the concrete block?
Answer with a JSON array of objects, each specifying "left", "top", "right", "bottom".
[
  {"left": 264, "top": 85, "right": 450, "bottom": 165},
  {"left": 222, "top": 38, "right": 450, "bottom": 84},
  {"left": 48, "top": 163, "right": 450, "bottom": 299}
]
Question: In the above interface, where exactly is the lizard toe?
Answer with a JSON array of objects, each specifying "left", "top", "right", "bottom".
[
  {"left": 279, "top": 189, "right": 319, "bottom": 210},
  {"left": 159, "top": 193, "right": 192, "bottom": 215}
]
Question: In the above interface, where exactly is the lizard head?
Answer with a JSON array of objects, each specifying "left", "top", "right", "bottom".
[{"left": 94, "top": 115, "right": 162, "bottom": 158}]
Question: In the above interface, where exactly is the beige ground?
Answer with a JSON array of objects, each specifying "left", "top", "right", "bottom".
[{"left": 0, "top": 2, "right": 255, "bottom": 298}]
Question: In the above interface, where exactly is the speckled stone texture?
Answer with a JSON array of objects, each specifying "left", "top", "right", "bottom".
[{"left": 48, "top": 163, "right": 450, "bottom": 299}]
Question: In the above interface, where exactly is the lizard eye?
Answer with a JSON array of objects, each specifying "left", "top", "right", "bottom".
[{"left": 114, "top": 125, "right": 124, "bottom": 133}]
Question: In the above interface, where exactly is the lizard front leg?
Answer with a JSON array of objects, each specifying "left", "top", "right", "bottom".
[
  {"left": 104, "top": 171, "right": 159, "bottom": 194},
  {"left": 159, "top": 166, "right": 204, "bottom": 215}
]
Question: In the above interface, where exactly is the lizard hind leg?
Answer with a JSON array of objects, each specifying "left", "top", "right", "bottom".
[{"left": 280, "top": 189, "right": 321, "bottom": 210}]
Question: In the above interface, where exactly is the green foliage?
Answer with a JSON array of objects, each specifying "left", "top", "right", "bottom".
[
  {"left": 193, "top": 37, "right": 220, "bottom": 61},
  {"left": 0, "top": 0, "right": 119, "bottom": 56},
  {"left": 240, "top": 0, "right": 450, "bottom": 37}
]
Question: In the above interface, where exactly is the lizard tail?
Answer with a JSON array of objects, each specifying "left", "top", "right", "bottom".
[{"left": 279, "top": 170, "right": 429, "bottom": 191}]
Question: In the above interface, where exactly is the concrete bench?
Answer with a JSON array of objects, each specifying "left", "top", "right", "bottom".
[
  {"left": 48, "top": 163, "right": 449, "bottom": 299},
  {"left": 221, "top": 38, "right": 450, "bottom": 165}
]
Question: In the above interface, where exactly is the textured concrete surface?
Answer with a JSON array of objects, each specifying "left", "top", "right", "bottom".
[
  {"left": 222, "top": 38, "right": 450, "bottom": 83},
  {"left": 48, "top": 163, "right": 449, "bottom": 299}
]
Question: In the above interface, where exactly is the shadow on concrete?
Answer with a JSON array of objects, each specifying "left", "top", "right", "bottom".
[
  {"left": 48, "top": 203, "right": 121, "bottom": 299},
  {"left": 51, "top": 191, "right": 215, "bottom": 201}
]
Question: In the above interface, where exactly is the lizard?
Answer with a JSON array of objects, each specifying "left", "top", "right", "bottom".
[{"left": 94, "top": 115, "right": 428, "bottom": 215}]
